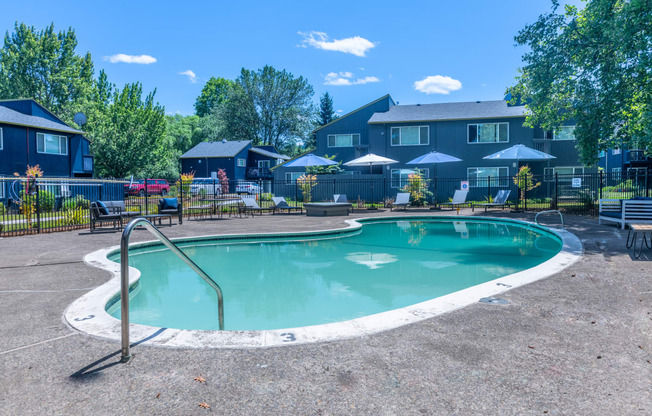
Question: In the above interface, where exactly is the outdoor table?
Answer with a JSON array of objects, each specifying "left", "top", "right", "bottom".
[
  {"left": 141, "top": 214, "right": 172, "bottom": 227},
  {"left": 304, "top": 202, "right": 352, "bottom": 217},
  {"left": 200, "top": 197, "right": 241, "bottom": 217},
  {"left": 626, "top": 223, "right": 652, "bottom": 259}
]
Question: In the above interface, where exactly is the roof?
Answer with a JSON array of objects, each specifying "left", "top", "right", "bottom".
[
  {"left": 313, "top": 94, "right": 395, "bottom": 133},
  {"left": 367, "top": 100, "right": 527, "bottom": 124},
  {"left": 0, "top": 105, "right": 83, "bottom": 134},
  {"left": 180, "top": 140, "right": 252, "bottom": 158},
  {"left": 249, "top": 147, "right": 290, "bottom": 160}
]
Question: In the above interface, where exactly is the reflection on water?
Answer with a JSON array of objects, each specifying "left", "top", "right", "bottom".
[{"left": 110, "top": 220, "right": 562, "bottom": 330}]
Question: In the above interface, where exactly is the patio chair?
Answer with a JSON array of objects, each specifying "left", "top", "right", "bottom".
[
  {"left": 333, "top": 194, "right": 348, "bottom": 203},
  {"left": 390, "top": 193, "right": 411, "bottom": 211},
  {"left": 272, "top": 197, "right": 303, "bottom": 214},
  {"left": 158, "top": 198, "right": 183, "bottom": 223},
  {"left": 472, "top": 190, "right": 512, "bottom": 212},
  {"left": 239, "top": 196, "right": 274, "bottom": 217},
  {"left": 599, "top": 197, "right": 652, "bottom": 229},
  {"left": 439, "top": 190, "right": 469, "bottom": 211}
]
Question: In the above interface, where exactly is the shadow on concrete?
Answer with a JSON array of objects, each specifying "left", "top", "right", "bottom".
[{"left": 69, "top": 328, "right": 167, "bottom": 380}]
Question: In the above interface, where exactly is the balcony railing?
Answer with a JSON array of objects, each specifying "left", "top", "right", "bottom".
[
  {"left": 532, "top": 138, "right": 551, "bottom": 154},
  {"left": 246, "top": 167, "right": 273, "bottom": 179},
  {"left": 629, "top": 150, "right": 650, "bottom": 162}
]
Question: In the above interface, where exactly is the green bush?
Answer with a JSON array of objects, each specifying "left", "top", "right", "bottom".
[
  {"left": 58, "top": 207, "right": 86, "bottom": 226},
  {"left": 260, "top": 193, "right": 273, "bottom": 202},
  {"left": 62, "top": 195, "right": 90, "bottom": 211},
  {"left": 0, "top": 202, "right": 5, "bottom": 215},
  {"left": 20, "top": 190, "right": 55, "bottom": 212}
]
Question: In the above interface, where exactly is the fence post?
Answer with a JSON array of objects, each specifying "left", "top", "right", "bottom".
[
  {"left": 35, "top": 180, "right": 41, "bottom": 234},
  {"left": 383, "top": 177, "right": 387, "bottom": 206},
  {"left": 144, "top": 178, "right": 149, "bottom": 214},
  {"left": 599, "top": 170, "right": 603, "bottom": 200},
  {"left": 554, "top": 172, "right": 558, "bottom": 209},
  {"left": 487, "top": 176, "right": 491, "bottom": 202},
  {"left": 179, "top": 175, "right": 184, "bottom": 224},
  {"left": 646, "top": 171, "right": 649, "bottom": 198}
]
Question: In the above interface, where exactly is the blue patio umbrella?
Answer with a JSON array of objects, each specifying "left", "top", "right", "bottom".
[
  {"left": 483, "top": 144, "right": 556, "bottom": 211},
  {"left": 407, "top": 151, "right": 462, "bottom": 207},
  {"left": 283, "top": 153, "right": 337, "bottom": 167}
]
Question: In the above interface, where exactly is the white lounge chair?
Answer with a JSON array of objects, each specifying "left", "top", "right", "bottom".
[
  {"left": 333, "top": 194, "right": 348, "bottom": 203},
  {"left": 599, "top": 198, "right": 652, "bottom": 229},
  {"left": 272, "top": 197, "right": 303, "bottom": 214},
  {"left": 391, "top": 193, "right": 411, "bottom": 211},
  {"left": 439, "top": 190, "right": 469, "bottom": 211},
  {"left": 472, "top": 190, "right": 512, "bottom": 212}
]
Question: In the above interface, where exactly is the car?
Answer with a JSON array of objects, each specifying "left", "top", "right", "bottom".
[
  {"left": 124, "top": 179, "right": 170, "bottom": 197},
  {"left": 235, "top": 182, "right": 262, "bottom": 195},
  {"left": 190, "top": 178, "right": 221, "bottom": 196}
]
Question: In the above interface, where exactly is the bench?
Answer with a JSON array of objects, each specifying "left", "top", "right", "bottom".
[
  {"left": 90, "top": 200, "right": 141, "bottom": 232},
  {"left": 599, "top": 198, "right": 652, "bottom": 229}
]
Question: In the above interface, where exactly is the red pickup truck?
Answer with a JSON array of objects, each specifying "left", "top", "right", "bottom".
[{"left": 124, "top": 179, "right": 170, "bottom": 197}]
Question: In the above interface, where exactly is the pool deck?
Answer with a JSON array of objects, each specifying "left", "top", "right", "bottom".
[{"left": 0, "top": 209, "right": 650, "bottom": 415}]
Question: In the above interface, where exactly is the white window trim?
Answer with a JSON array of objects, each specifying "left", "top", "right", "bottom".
[
  {"left": 467, "top": 167, "right": 509, "bottom": 187},
  {"left": 553, "top": 126, "right": 577, "bottom": 141},
  {"left": 543, "top": 166, "right": 585, "bottom": 181},
  {"left": 390, "top": 168, "right": 429, "bottom": 188},
  {"left": 36, "top": 132, "right": 68, "bottom": 155},
  {"left": 285, "top": 172, "right": 304, "bottom": 184},
  {"left": 0, "top": 127, "right": 3, "bottom": 150},
  {"left": 467, "top": 122, "right": 509, "bottom": 144},
  {"left": 390, "top": 126, "right": 429, "bottom": 146},
  {"left": 327, "top": 133, "right": 361, "bottom": 148},
  {"left": 257, "top": 160, "right": 270, "bottom": 168},
  {"left": 612, "top": 148, "right": 621, "bottom": 155},
  {"left": 236, "top": 158, "right": 246, "bottom": 167}
]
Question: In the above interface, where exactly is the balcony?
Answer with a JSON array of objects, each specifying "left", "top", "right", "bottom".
[
  {"left": 629, "top": 150, "right": 650, "bottom": 162},
  {"left": 245, "top": 167, "right": 273, "bottom": 180},
  {"left": 532, "top": 138, "right": 551, "bottom": 154}
]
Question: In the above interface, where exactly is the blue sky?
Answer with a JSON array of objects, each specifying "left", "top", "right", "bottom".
[{"left": 2, "top": 0, "right": 583, "bottom": 116}]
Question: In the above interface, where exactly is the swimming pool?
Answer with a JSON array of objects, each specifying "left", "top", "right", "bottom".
[
  {"left": 67, "top": 216, "right": 582, "bottom": 347},
  {"left": 105, "top": 218, "right": 561, "bottom": 331}
]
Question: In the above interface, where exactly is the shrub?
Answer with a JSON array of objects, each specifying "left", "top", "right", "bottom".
[
  {"left": 20, "top": 190, "right": 55, "bottom": 212},
  {"left": 0, "top": 202, "right": 5, "bottom": 216},
  {"left": 58, "top": 207, "right": 86, "bottom": 226},
  {"left": 401, "top": 169, "right": 432, "bottom": 206},
  {"left": 260, "top": 192, "right": 273, "bottom": 202},
  {"left": 62, "top": 195, "right": 90, "bottom": 211}
]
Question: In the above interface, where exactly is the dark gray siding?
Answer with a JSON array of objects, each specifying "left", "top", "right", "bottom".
[{"left": 181, "top": 143, "right": 252, "bottom": 181}]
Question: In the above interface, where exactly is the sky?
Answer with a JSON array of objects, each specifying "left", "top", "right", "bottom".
[{"left": 1, "top": 0, "right": 584, "bottom": 117}]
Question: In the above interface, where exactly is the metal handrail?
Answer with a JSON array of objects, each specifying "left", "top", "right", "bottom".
[
  {"left": 120, "top": 218, "right": 224, "bottom": 362},
  {"left": 535, "top": 210, "right": 564, "bottom": 229}
]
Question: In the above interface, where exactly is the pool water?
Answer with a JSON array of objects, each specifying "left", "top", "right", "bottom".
[{"left": 107, "top": 219, "right": 562, "bottom": 331}]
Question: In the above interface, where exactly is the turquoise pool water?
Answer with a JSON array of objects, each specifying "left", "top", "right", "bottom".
[{"left": 107, "top": 219, "right": 562, "bottom": 331}]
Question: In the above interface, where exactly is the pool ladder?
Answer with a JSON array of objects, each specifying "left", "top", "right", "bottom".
[
  {"left": 535, "top": 210, "right": 564, "bottom": 229},
  {"left": 120, "top": 218, "right": 224, "bottom": 362}
]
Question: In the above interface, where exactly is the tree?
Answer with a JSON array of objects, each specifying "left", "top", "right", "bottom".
[
  {"left": 194, "top": 77, "right": 234, "bottom": 117},
  {"left": 508, "top": 0, "right": 652, "bottom": 164},
  {"left": 166, "top": 114, "right": 204, "bottom": 153},
  {"left": 214, "top": 65, "right": 315, "bottom": 153},
  {"left": 0, "top": 22, "right": 94, "bottom": 124},
  {"left": 318, "top": 92, "right": 338, "bottom": 126},
  {"left": 307, "top": 154, "right": 344, "bottom": 175},
  {"left": 88, "top": 76, "right": 172, "bottom": 178}
]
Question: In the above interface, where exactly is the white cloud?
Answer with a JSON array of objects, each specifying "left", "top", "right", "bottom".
[
  {"left": 324, "top": 72, "right": 380, "bottom": 86},
  {"left": 103, "top": 54, "right": 157, "bottom": 64},
  {"left": 178, "top": 69, "right": 197, "bottom": 83},
  {"left": 298, "top": 31, "right": 376, "bottom": 57},
  {"left": 414, "top": 75, "right": 462, "bottom": 94}
]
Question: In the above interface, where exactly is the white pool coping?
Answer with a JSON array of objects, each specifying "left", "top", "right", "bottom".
[{"left": 65, "top": 216, "right": 583, "bottom": 349}]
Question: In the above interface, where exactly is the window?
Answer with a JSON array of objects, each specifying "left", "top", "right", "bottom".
[
  {"left": 467, "top": 167, "right": 509, "bottom": 187},
  {"left": 390, "top": 168, "right": 429, "bottom": 188},
  {"left": 611, "top": 167, "right": 621, "bottom": 179},
  {"left": 36, "top": 133, "right": 67, "bottom": 155},
  {"left": 598, "top": 150, "right": 606, "bottom": 157},
  {"left": 237, "top": 158, "right": 246, "bottom": 167},
  {"left": 328, "top": 134, "right": 360, "bottom": 147},
  {"left": 0, "top": 127, "right": 3, "bottom": 150},
  {"left": 390, "top": 126, "right": 429, "bottom": 146},
  {"left": 467, "top": 123, "right": 508, "bottom": 144},
  {"left": 612, "top": 148, "right": 621, "bottom": 155},
  {"left": 553, "top": 126, "right": 576, "bottom": 140},
  {"left": 285, "top": 172, "right": 304, "bottom": 184},
  {"left": 543, "top": 166, "right": 585, "bottom": 181},
  {"left": 0, "top": 178, "right": 4, "bottom": 198},
  {"left": 258, "top": 160, "right": 270, "bottom": 168}
]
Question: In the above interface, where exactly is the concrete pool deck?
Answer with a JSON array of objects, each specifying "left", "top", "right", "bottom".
[{"left": 0, "top": 209, "right": 650, "bottom": 415}]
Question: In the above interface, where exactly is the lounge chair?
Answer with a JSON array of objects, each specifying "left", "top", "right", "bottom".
[
  {"left": 472, "top": 190, "right": 512, "bottom": 212},
  {"left": 439, "top": 190, "right": 469, "bottom": 211},
  {"left": 239, "top": 196, "right": 274, "bottom": 217},
  {"left": 272, "top": 197, "right": 303, "bottom": 214},
  {"left": 390, "top": 193, "right": 411, "bottom": 211},
  {"left": 334, "top": 194, "right": 348, "bottom": 203}
]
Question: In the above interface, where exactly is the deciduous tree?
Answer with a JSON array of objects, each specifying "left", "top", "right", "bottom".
[
  {"left": 194, "top": 77, "right": 234, "bottom": 117},
  {"left": 508, "top": 0, "right": 652, "bottom": 164}
]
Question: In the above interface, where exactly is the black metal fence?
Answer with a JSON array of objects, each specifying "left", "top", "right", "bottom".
[{"left": 0, "top": 171, "right": 650, "bottom": 237}]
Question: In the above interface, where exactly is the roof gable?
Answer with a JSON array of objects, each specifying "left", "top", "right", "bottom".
[
  {"left": 0, "top": 105, "right": 83, "bottom": 134},
  {"left": 313, "top": 94, "right": 395, "bottom": 133}
]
